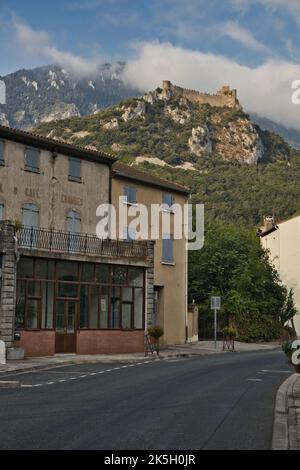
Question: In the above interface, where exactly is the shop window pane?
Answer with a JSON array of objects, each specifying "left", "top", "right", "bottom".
[
  {"left": 122, "top": 287, "right": 133, "bottom": 302},
  {"left": 57, "top": 261, "right": 78, "bottom": 282},
  {"left": 90, "top": 287, "right": 99, "bottom": 329},
  {"left": 134, "top": 288, "right": 144, "bottom": 329},
  {"left": 15, "top": 280, "right": 26, "bottom": 328},
  {"left": 81, "top": 263, "right": 94, "bottom": 283},
  {"left": 58, "top": 283, "right": 78, "bottom": 298},
  {"left": 95, "top": 265, "right": 109, "bottom": 284},
  {"left": 112, "top": 266, "right": 127, "bottom": 285},
  {"left": 111, "top": 288, "right": 120, "bottom": 329},
  {"left": 35, "top": 260, "right": 47, "bottom": 279},
  {"left": 18, "top": 258, "right": 34, "bottom": 279},
  {"left": 42, "top": 283, "right": 54, "bottom": 329},
  {"left": 28, "top": 281, "right": 41, "bottom": 297},
  {"left": 128, "top": 268, "right": 144, "bottom": 287},
  {"left": 67, "top": 302, "right": 76, "bottom": 334},
  {"left": 36, "top": 260, "right": 54, "bottom": 280},
  {"left": 122, "top": 304, "right": 132, "bottom": 329},
  {"left": 27, "top": 300, "right": 39, "bottom": 329},
  {"left": 56, "top": 301, "right": 65, "bottom": 332},
  {"left": 80, "top": 285, "right": 89, "bottom": 329},
  {"left": 100, "top": 288, "right": 109, "bottom": 329}
]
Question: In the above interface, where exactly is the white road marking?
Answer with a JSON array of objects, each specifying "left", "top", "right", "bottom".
[
  {"left": 18, "top": 361, "right": 153, "bottom": 389},
  {"left": 247, "top": 379, "right": 262, "bottom": 382},
  {"left": 261, "top": 370, "right": 291, "bottom": 374}
]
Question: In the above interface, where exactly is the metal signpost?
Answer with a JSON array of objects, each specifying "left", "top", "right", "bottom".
[{"left": 211, "top": 297, "right": 221, "bottom": 349}]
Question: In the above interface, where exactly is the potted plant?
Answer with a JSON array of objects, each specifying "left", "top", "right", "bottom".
[
  {"left": 282, "top": 340, "right": 300, "bottom": 373},
  {"left": 222, "top": 326, "right": 236, "bottom": 351},
  {"left": 147, "top": 326, "right": 164, "bottom": 355}
]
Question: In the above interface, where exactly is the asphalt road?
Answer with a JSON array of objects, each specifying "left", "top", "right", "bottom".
[{"left": 0, "top": 350, "right": 293, "bottom": 450}]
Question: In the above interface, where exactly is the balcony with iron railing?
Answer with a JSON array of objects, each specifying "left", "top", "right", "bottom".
[{"left": 16, "top": 226, "right": 148, "bottom": 260}]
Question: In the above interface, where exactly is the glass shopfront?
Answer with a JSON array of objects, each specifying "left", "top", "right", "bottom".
[{"left": 16, "top": 258, "right": 146, "bottom": 333}]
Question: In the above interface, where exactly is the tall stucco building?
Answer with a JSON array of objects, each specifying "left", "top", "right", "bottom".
[
  {"left": 112, "top": 163, "right": 190, "bottom": 346},
  {"left": 259, "top": 215, "right": 300, "bottom": 335}
]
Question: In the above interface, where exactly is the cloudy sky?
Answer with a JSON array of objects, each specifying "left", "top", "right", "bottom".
[{"left": 1, "top": 0, "right": 300, "bottom": 130}]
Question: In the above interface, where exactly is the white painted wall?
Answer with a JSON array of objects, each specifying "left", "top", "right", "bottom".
[{"left": 261, "top": 216, "right": 300, "bottom": 335}]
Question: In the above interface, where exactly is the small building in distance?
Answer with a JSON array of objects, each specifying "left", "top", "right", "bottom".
[{"left": 258, "top": 214, "right": 300, "bottom": 335}]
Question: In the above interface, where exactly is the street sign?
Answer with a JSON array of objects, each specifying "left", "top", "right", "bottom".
[{"left": 211, "top": 296, "right": 221, "bottom": 310}]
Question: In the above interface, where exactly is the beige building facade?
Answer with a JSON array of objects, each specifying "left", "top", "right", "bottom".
[
  {"left": 112, "top": 163, "right": 190, "bottom": 346},
  {"left": 259, "top": 215, "right": 300, "bottom": 335},
  {"left": 0, "top": 125, "right": 190, "bottom": 358},
  {"left": 0, "top": 126, "right": 154, "bottom": 357}
]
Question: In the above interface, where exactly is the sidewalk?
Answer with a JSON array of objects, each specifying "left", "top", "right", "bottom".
[
  {"left": 0, "top": 340, "right": 280, "bottom": 376},
  {"left": 273, "top": 373, "right": 300, "bottom": 450}
]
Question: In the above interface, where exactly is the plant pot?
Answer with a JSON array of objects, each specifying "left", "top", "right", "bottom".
[{"left": 7, "top": 348, "right": 25, "bottom": 361}]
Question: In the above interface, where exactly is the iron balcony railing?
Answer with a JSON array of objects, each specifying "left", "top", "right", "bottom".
[{"left": 17, "top": 226, "right": 148, "bottom": 259}]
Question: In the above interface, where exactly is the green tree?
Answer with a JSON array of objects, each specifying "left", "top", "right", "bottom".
[
  {"left": 280, "top": 289, "right": 298, "bottom": 337},
  {"left": 189, "top": 221, "right": 286, "bottom": 342}
]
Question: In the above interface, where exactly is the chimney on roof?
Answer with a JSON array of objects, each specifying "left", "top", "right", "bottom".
[{"left": 263, "top": 215, "right": 275, "bottom": 231}]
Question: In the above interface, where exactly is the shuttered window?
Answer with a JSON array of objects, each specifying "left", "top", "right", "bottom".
[
  {"left": 162, "top": 234, "right": 174, "bottom": 264},
  {"left": 163, "top": 193, "right": 174, "bottom": 208},
  {"left": 25, "top": 147, "right": 40, "bottom": 172},
  {"left": 69, "top": 158, "right": 81, "bottom": 181},
  {"left": 22, "top": 203, "right": 39, "bottom": 228},
  {"left": 124, "top": 186, "right": 137, "bottom": 205}
]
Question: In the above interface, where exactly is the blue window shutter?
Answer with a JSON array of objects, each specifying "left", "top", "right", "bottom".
[
  {"left": 124, "top": 186, "right": 136, "bottom": 204},
  {"left": 163, "top": 234, "right": 174, "bottom": 263},
  {"left": 69, "top": 158, "right": 81, "bottom": 179},
  {"left": 25, "top": 147, "right": 39, "bottom": 170},
  {"left": 163, "top": 193, "right": 174, "bottom": 207}
]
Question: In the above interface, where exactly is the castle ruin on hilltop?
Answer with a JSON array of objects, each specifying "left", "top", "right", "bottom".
[{"left": 162, "top": 80, "right": 241, "bottom": 109}]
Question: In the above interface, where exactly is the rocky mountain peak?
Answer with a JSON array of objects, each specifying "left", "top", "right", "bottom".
[{"left": 34, "top": 81, "right": 291, "bottom": 167}]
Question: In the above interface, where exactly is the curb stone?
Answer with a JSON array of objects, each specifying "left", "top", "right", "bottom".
[{"left": 272, "top": 373, "right": 300, "bottom": 450}]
